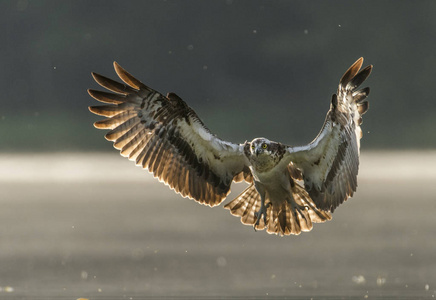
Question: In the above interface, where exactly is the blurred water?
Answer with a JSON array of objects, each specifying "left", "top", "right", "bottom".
[{"left": 0, "top": 151, "right": 435, "bottom": 299}]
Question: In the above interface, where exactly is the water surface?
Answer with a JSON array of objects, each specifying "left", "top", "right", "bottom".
[{"left": 1, "top": 152, "right": 435, "bottom": 299}]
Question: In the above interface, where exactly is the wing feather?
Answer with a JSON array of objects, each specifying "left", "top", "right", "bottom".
[
  {"left": 286, "top": 58, "right": 372, "bottom": 212},
  {"left": 92, "top": 72, "right": 136, "bottom": 94},
  {"left": 88, "top": 90, "right": 125, "bottom": 104},
  {"left": 89, "top": 62, "right": 251, "bottom": 206}
]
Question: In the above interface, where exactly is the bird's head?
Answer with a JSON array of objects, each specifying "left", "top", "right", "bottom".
[{"left": 249, "top": 138, "right": 273, "bottom": 157}]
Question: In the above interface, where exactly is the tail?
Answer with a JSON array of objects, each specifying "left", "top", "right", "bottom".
[{"left": 224, "top": 183, "right": 331, "bottom": 236}]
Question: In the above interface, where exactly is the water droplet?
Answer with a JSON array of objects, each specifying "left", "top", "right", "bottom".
[
  {"left": 216, "top": 256, "right": 227, "bottom": 267},
  {"left": 352, "top": 275, "right": 366, "bottom": 285},
  {"left": 376, "top": 276, "right": 386, "bottom": 286},
  {"left": 187, "top": 45, "right": 194, "bottom": 51},
  {"left": 81, "top": 271, "right": 88, "bottom": 280},
  {"left": 3, "top": 286, "right": 14, "bottom": 293},
  {"left": 304, "top": 29, "right": 309, "bottom": 34}
]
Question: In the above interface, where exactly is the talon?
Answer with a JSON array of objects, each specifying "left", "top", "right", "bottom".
[
  {"left": 263, "top": 202, "right": 271, "bottom": 224},
  {"left": 254, "top": 205, "right": 268, "bottom": 231}
]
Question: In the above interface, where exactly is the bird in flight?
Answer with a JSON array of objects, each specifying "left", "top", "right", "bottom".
[{"left": 88, "top": 58, "right": 372, "bottom": 236}]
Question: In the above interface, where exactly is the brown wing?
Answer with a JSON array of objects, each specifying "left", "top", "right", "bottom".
[
  {"left": 89, "top": 62, "right": 251, "bottom": 207},
  {"left": 286, "top": 57, "right": 372, "bottom": 212}
]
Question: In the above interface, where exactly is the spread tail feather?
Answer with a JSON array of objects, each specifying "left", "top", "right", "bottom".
[
  {"left": 224, "top": 184, "right": 265, "bottom": 228},
  {"left": 224, "top": 183, "right": 331, "bottom": 236}
]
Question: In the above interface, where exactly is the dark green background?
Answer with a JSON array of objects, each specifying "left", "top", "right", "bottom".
[{"left": 2, "top": 0, "right": 435, "bottom": 151}]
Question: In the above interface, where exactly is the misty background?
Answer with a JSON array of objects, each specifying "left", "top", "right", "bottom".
[
  {"left": 2, "top": 1, "right": 436, "bottom": 299},
  {"left": 1, "top": 0, "right": 435, "bottom": 152}
]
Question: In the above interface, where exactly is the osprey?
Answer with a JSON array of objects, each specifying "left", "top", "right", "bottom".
[{"left": 88, "top": 58, "right": 372, "bottom": 236}]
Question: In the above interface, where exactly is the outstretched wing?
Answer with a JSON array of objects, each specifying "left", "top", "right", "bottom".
[
  {"left": 88, "top": 62, "right": 251, "bottom": 207},
  {"left": 286, "top": 57, "right": 372, "bottom": 212}
]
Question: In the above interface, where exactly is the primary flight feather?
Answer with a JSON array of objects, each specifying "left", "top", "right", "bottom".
[{"left": 88, "top": 58, "right": 372, "bottom": 236}]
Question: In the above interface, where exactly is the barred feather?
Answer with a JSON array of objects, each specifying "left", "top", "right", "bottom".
[
  {"left": 224, "top": 180, "right": 331, "bottom": 236},
  {"left": 287, "top": 57, "right": 372, "bottom": 212},
  {"left": 89, "top": 62, "right": 251, "bottom": 207},
  {"left": 89, "top": 58, "right": 372, "bottom": 236}
]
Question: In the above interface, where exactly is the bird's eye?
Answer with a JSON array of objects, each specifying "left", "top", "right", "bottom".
[{"left": 262, "top": 144, "right": 267, "bottom": 149}]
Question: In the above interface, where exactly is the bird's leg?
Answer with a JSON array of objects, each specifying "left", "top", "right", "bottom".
[
  {"left": 253, "top": 181, "right": 268, "bottom": 231},
  {"left": 254, "top": 197, "right": 269, "bottom": 231}
]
